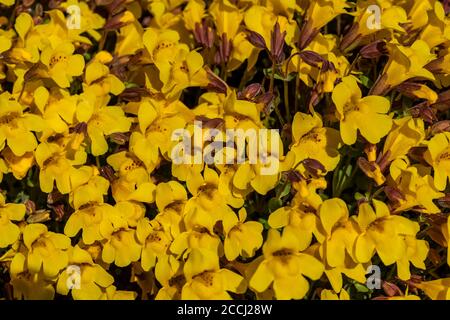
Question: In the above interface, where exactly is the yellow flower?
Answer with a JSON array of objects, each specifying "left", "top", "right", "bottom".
[
  {"left": 315, "top": 198, "right": 359, "bottom": 268},
  {"left": 249, "top": 228, "right": 324, "bottom": 300},
  {"left": 210, "top": 0, "right": 243, "bottom": 39},
  {"left": 64, "top": 203, "right": 121, "bottom": 244},
  {"left": 0, "top": 92, "right": 43, "bottom": 156},
  {"left": 424, "top": 132, "right": 450, "bottom": 191},
  {"left": 320, "top": 288, "right": 350, "bottom": 300},
  {"left": 10, "top": 271, "right": 56, "bottom": 300},
  {"left": 136, "top": 218, "right": 172, "bottom": 271},
  {"left": 290, "top": 112, "right": 341, "bottom": 173},
  {"left": 332, "top": 76, "right": 393, "bottom": 145},
  {"left": 35, "top": 138, "right": 87, "bottom": 194},
  {"left": 40, "top": 42, "right": 85, "bottom": 88},
  {"left": 182, "top": 0, "right": 205, "bottom": 31},
  {"left": 371, "top": 40, "right": 436, "bottom": 95},
  {"left": 22, "top": 223, "right": 71, "bottom": 278},
  {"left": 382, "top": 116, "right": 425, "bottom": 163},
  {"left": 60, "top": 0, "right": 105, "bottom": 41},
  {"left": 101, "top": 225, "right": 142, "bottom": 267},
  {"left": 56, "top": 245, "right": 115, "bottom": 300},
  {"left": 159, "top": 48, "right": 208, "bottom": 98},
  {"left": 84, "top": 59, "right": 125, "bottom": 96},
  {"left": 268, "top": 205, "right": 317, "bottom": 250},
  {"left": 69, "top": 166, "right": 110, "bottom": 210},
  {"left": 76, "top": 88, "right": 131, "bottom": 156},
  {"left": 155, "top": 181, "right": 187, "bottom": 237},
  {"left": 418, "top": 1, "right": 450, "bottom": 49},
  {"left": 155, "top": 254, "right": 185, "bottom": 300},
  {"left": 182, "top": 248, "right": 246, "bottom": 299},
  {"left": 389, "top": 157, "right": 444, "bottom": 214},
  {"left": 0, "top": 193, "right": 26, "bottom": 248},
  {"left": 222, "top": 208, "right": 263, "bottom": 261},
  {"left": 299, "top": 0, "right": 348, "bottom": 49},
  {"left": 107, "top": 150, "right": 156, "bottom": 203},
  {"left": 415, "top": 278, "right": 450, "bottom": 300},
  {"left": 353, "top": 199, "right": 427, "bottom": 280}
]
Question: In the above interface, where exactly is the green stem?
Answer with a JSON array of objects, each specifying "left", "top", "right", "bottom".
[{"left": 283, "top": 81, "right": 291, "bottom": 123}]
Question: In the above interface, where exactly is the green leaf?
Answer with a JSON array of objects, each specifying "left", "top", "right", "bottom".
[
  {"left": 354, "top": 282, "right": 370, "bottom": 293},
  {"left": 268, "top": 198, "right": 282, "bottom": 212},
  {"left": 359, "top": 75, "right": 373, "bottom": 88}
]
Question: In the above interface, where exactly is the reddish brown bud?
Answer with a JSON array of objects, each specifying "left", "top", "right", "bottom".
[
  {"left": 359, "top": 40, "right": 388, "bottom": 59},
  {"left": 302, "top": 158, "right": 326, "bottom": 177},
  {"left": 270, "top": 22, "right": 286, "bottom": 63},
  {"left": 47, "top": 191, "right": 63, "bottom": 205},
  {"left": 382, "top": 281, "right": 402, "bottom": 297},
  {"left": 118, "top": 87, "right": 151, "bottom": 102},
  {"left": 298, "top": 50, "right": 325, "bottom": 68},
  {"left": 430, "top": 120, "right": 450, "bottom": 135},
  {"left": 109, "top": 132, "right": 130, "bottom": 145},
  {"left": 283, "top": 170, "right": 304, "bottom": 182},
  {"left": 24, "top": 200, "right": 36, "bottom": 215},
  {"left": 384, "top": 186, "right": 406, "bottom": 203},
  {"left": 298, "top": 21, "right": 320, "bottom": 50},
  {"left": 100, "top": 165, "right": 117, "bottom": 182},
  {"left": 194, "top": 116, "right": 224, "bottom": 129},
  {"left": 194, "top": 21, "right": 215, "bottom": 49},
  {"left": 339, "top": 23, "right": 361, "bottom": 51},
  {"left": 52, "top": 205, "right": 65, "bottom": 222},
  {"left": 246, "top": 30, "right": 267, "bottom": 50},
  {"left": 437, "top": 194, "right": 450, "bottom": 208},
  {"left": 205, "top": 67, "right": 228, "bottom": 94},
  {"left": 410, "top": 103, "right": 437, "bottom": 124},
  {"left": 238, "top": 83, "right": 262, "bottom": 100},
  {"left": 215, "top": 33, "right": 233, "bottom": 65}
]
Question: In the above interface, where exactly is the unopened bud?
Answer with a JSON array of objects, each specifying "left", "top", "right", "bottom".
[
  {"left": 302, "top": 158, "right": 325, "bottom": 177},
  {"left": 99, "top": 165, "right": 117, "bottom": 182},
  {"left": 246, "top": 30, "right": 267, "bottom": 50},
  {"left": 360, "top": 40, "right": 387, "bottom": 59}
]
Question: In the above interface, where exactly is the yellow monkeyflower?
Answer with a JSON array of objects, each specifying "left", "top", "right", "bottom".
[
  {"left": 315, "top": 198, "right": 359, "bottom": 268},
  {"left": 154, "top": 181, "right": 187, "bottom": 238},
  {"left": 136, "top": 218, "right": 172, "bottom": 271},
  {"left": 0, "top": 193, "right": 26, "bottom": 248},
  {"left": 40, "top": 42, "right": 85, "bottom": 88},
  {"left": 268, "top": 205, "right": 317, "bottom": 250},
  {"left": 64, "top": 203, "right": 121, "bottom": 245},
  {"left": 415, "top": 278, "right": 450, "bottom": 300},
  {"left": 290, "top": 112, "right": 341, "bottom": 173},
  {"left": 76, "top": 88, "right": 131, "bottom": 156},
  {"left": 222, "top": 208, "right": 263, "bottom": 261},
  {"left": 57, "top": 245, "right": 115, "bottom": 300},
  {"left": 22, "top": 223, "right": 71, "bottom": 278},
  {"left": 320, "top": 288, "right": 350, "bottom": 300},
  {"left": 249, "top": 228, "right": 324, "bottom": 300},
  {"left": 0, "top": 92, "right": 43, "bottom": 156},
  {"left": 389, "top": 157, "right": 444, "bottom": 214},
  {"left": 353, "top": 199, "right": 427, "bottom": 280},
  {"left": 299, "top": 0, "right": 348, "bottom": 49},
  {"left": 424, "top": 132, "right": 450, "bottom": 191},
  {"left": 210, "top": 0, "right": 242, "bottom": 40},
  {"left": 155, "top": 254, "right": 185, "bottom": 300},
  {"left": 332, "top": 76, "right": 392, "bottom": 145},
  {"left": 101, "top": 223, "right": 142, "bottom": 267},
  {"left": 35, "top": 138, "right": 87, "bottom": 194},
  {"left": 371, "top": 40, "right": 436, "bottom": 95},
  {"left": 69, "top": 166, "right": 110, "bottom": 210},
  {"left": 382, "top": 116, "right": 425, "bottom": 163},
  {"left": 182, "top": 248, "right": 246, "bottom": 299}
]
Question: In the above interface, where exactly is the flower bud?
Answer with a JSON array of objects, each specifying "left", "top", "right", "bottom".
[{"left": 360, "top": 40, "right": 388, "bottom": 59}]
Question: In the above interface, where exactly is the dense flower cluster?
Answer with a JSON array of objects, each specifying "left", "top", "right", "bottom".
[{"left": 0, "top": 0, "right": 449, "bottom": 300}]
